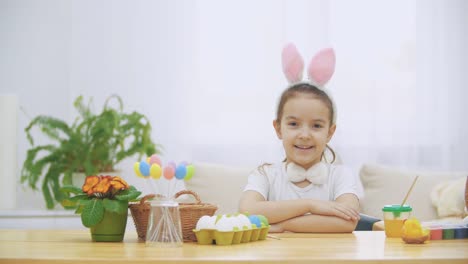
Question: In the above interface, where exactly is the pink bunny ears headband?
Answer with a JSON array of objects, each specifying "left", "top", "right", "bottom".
[{"left": 281, "top": 43, "right": 337, "bottom": 124}]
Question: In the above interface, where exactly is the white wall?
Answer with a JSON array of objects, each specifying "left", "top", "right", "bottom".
[{"left": 0, "top": 0, "right": 467, "bottom": 211}]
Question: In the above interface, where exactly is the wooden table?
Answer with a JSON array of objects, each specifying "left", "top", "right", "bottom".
[{"left": 0, "top": 229, "right": 467, "bottom": 263}]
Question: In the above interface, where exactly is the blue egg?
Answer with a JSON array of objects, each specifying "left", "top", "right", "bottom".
[
  {"left": 139, "top": 161, "right": 150, "bottom": 177},
  {"left": 248, "top": 215, "right": 262, "bottom": 228},
  {"left": 175, "top": 165, "right": 187, "bottom": 180}
]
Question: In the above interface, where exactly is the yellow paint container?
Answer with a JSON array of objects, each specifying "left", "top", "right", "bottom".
[{"left": 382, "top": 204, "right": 412, "bottom": 238}]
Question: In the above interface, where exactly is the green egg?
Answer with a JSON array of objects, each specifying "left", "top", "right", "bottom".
[{"left": 257, "top": 215, "right": 269, "bottom": 226}]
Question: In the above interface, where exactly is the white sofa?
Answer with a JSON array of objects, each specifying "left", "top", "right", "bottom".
[{"left": 186, "top": 162, "right": 468, "bottom": 223}]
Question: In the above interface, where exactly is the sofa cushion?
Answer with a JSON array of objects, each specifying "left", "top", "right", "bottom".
[
  {"left": 359, "top": 163, "right": 466, "bottom": 221},
  {"left": 185, "top": 162, "right": 252, "bottom": 214},
  {"left": 431, "top": 176, "right": 467, "bottom": 218}
]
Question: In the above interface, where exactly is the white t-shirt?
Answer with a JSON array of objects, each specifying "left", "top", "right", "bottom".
[{"left": 243, "top": 162, "right": 362, "bottom": 201}]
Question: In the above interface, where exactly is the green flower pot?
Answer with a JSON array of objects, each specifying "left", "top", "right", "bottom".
[{"left": 90, "top": 208, "right": 128, "bottom": 242}]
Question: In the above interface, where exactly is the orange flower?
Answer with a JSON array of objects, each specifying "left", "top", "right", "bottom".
[
  {"left": 110, "top": 176, "right": 129, "bottom": 191},
  {"left": 92, "top": 176, "right": 111, "bottom": 194},
  {"left": 82, "top": 176, "right": 100, "bottom": 195},
  {"left": 81, "top": 175, "right": 130, "bottom": 197}
]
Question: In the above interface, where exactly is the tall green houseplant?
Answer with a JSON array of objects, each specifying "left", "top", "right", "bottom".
[{"left": 21, "top": 95, "right": 160, "bottom": 209}]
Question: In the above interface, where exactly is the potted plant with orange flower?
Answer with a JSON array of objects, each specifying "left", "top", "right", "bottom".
[{"left": 61, "top": 175, "right": 141, "bottom": 242}]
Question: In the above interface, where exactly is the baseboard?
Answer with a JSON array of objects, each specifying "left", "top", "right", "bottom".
[{"left": 0, "top": 209, "right": 136, "bottom": 230}]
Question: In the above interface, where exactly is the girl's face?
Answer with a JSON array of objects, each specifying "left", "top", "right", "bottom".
[{"left": 273, "top": 95, "right": 336, "bottom": 169}]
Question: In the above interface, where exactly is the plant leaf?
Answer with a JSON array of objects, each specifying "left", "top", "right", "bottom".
[
  {"left": 42, "top": 178, "right": 55, "bottom": 209},
  {"left": 102, "top": 199, "right": 128, "bottom": 214},
  {"left": 60, "top": 185, "right": 83, "bottom": 195},
  {"left": 51, "top": 174, "right": 66, "bottom": 203},
  {"left": 25, "top": 116, "right": 72, "bottom": 143},
  {"left": 74, "top": 199, "right": 89, "bottom": 214},
  {"left": 20, "top": 145, "right": 56, "bottom": 189},
  {"left": 115, "top": 186, "right": 140, "bottom": 200},
  {"left": 81, "top": 199, "right": 104, "bottom": 227},
  {"left": 61, "top": 199, "right": 77, "bottom": 208},
  {"left": 115, "top": 190, "right": 141, "bottom": 201},
  {"left": 75, "top": 205, "right": 84, "bottom": 214},
  {"left": 68, "top": 194, "right": 88, "bottom": 202}
]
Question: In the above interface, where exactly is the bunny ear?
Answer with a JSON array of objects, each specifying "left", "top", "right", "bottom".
[
  {"left": 307, "top": 48, "right": 336, "bottom": 86},
  {"left": 282, "top": 43, "right": 304, "bottom": 83}
]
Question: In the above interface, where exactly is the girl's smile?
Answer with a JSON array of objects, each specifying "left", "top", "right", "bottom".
[
  {"left": 294, "top": 145, "right": 315, "bottom": 155},
  {"left": 295, "top": 145, "right": 313, "bottom": 149}
]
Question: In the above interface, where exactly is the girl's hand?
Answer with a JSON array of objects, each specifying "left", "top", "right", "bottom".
[{"left": 309, "top": 200, "right": 360, "bottom": 221}]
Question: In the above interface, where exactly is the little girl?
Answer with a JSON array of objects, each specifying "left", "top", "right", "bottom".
[{"left": 239, "top": 44, "right": 361, "bottom": 233}]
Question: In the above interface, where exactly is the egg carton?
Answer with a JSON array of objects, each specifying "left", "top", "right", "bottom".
[{"left": 193, "top": 226, "right": 270, "bottom": 245}]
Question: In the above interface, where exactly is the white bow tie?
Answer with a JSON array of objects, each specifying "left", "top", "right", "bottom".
[{"left": 287, "top": 162, "right": 328, "bottom": 184}]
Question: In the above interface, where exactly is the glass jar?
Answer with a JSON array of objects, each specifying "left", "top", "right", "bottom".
[{"left": 145, "top": 198, "right": 183, "bottom": 247}]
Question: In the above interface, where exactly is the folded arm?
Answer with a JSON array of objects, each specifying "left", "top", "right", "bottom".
[
  {"left": 269, "top": 194, "right": 360, "bottom": 233},
  {"left": 270, "top": 213, "right": 358, "bottom": 233},
  {"left": 239, "top": 191, "right": 360, "bottom": 232}
]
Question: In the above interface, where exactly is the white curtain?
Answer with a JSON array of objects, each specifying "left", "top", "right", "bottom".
[
  {"left": 330, "top": 0, "right": 468, "bottom": 172},
  {"left": 1, "top": 0, "right": 467, "bottom": 209}
]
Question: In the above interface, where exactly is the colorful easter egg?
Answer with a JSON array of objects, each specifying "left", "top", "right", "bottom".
[
  {"left": 185, "top": 164, "right": 195, "bottom": 181},
  {"left": 149, "top": 154, "right": 161, "bottom": 165},
  {"left": 163, "top": 165, "right": 175, "bottom": 180},
  {"left": 175, "top": 165, "right": 187, "bottom": 180},
  {"left": 248, "top": 215, "right": 262, "bottom": 228},
  {"left": 150, "top": 164, "right": 162, "bottom": 179},
  {"left": 133, "top": 162, "right": 144, "bottom": 178},
  {"left": 257, "top": 215, "right": 269, "bottom": 227},
  {"left": 139, "top": 161, "right": 150, "bottom": 177}
]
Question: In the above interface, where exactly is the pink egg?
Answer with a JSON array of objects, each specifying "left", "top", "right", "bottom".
[
  {"left": 163, "top": 166, "right": 175, "bottom": 180},
  {"left": 149, "top": 154, "right": 161, "bottom": 165}
]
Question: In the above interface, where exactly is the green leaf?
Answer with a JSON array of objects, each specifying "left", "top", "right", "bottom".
[
  {"left": 68, "top": 194, "right": 89, "bottom": 202},
  {"left": 102, "top": 199, "right": 128, "bottom": 214},
  {"left": 60, "top": 185, "right": 83, "bottom": 195},
  {"left": 81, "top": 199, "right": 104, "bottom": 227},
  {"left": 115, "top": 190, "right": 141, "bottom": 201},
  {"left": 42, "top": 178, "right": 55, "bottom": 209},
  {"left": 75, "top": 204, "right": 84, "bottom": 214},
  {"left": 24, "top": 116, "right": 72, "bottom": 144},
  {"left": 21, "top": 145, "right": 57, "bottom": 188},
  {"left": 46, "top": 165, "right": 66, "bottom": 204},
  {"left": 61, "top": 199, "right": 78, "bottom": 209}
]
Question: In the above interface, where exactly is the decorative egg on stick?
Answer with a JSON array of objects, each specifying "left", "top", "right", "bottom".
[
  {"left": 133, "top": 154, "right": 195, "bottom": 199},
  {"left": 133, "top": 160, "right": 160, "bottom": 195}
]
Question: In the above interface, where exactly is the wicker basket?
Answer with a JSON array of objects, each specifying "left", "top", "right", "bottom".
[
  {"left": 176, "top": 190, "right": 218, "bottom": 242},
  {"left": 128, "top": 194, "right": 155, "bottom": 241},
  {"left": 128, "top": 190, "right": 217, "bottom": 242}
]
